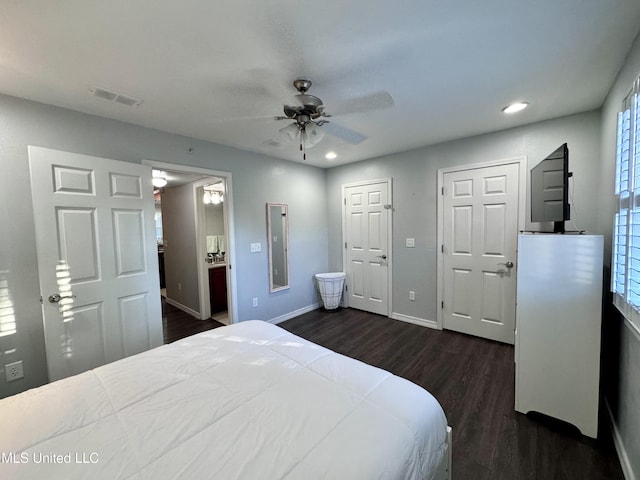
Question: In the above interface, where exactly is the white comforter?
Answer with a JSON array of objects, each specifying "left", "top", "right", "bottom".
[{"left": 0, "top": 320, "right": 448, "bottom": 479}]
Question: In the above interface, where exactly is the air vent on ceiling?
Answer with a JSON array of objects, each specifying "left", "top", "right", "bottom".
[{"left": 89, "top": 86, "right": 142, "bottom": 107}]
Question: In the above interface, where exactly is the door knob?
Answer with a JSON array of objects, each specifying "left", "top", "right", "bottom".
[
  {"left": 48, "top": 293, "right": 76, "bottom": 303},
  {"left": 498, "top": 261, "right": 514, "bottom": 268},
  {"left": 378, "top": 254, "right": 387, "bottom": 260}
]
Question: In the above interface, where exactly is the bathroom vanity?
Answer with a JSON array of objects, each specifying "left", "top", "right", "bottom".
[{"left": 208, "top": 263, "right": 227, "bottom": 314}]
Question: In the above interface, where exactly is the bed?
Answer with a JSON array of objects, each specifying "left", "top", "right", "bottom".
[{"left": 0, "top": 320, "right": 451, "bottom": 479}]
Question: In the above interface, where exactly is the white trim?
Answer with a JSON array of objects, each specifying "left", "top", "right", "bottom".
[
  {"left": 391, "top": 312, "right": 439, "bottom": 329},
  {"left": 341, "top": 177, "right": 393, "bottom": 317},
  {"left": 164, "top": 297, "right": 200, "bottom": 319},
  {"left": 266, "top": 303, "right": 320, "bottom": 325},
  {"left": 606, "top": 398, "right": 636, "bottom": 480},
  {"left": 142, "top": 160, "right": 238, "bottom": 325},
  {"left": 612, "top": 299, "right": 640, "bottom": 343},
  {"left": 193, "top": 180, "right": 210, "bottom": 320},
  {"left": 436, "top": 156, "right": 527, "bottom": 331}
]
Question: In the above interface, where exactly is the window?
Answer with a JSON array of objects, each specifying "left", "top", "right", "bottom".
[{"left": 613, "top": 76, "right": 640, "bottom": 330}]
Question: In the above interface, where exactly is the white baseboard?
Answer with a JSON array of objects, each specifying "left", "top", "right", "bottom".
[
  {"left": 391, "top": 312, "right": 439, "bottom": 329},
  {"left": 267, "top": 303, "right": 320, "bottom": 325},
  {"left": 164, "top": 297, "right": 200, "bottom": 319},
  {"left": 606, "top": 398, "right": 636, "bottom": 480},
  {"left": 263, "top": 304, "right": 439, "bottom": 329}
]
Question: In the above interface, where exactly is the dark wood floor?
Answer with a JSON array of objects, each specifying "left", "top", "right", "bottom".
[
  {"left": 162, "top": 299, "right": 224, "bottom": 344},
  {"left": 162, "top": 304, "right": 623, "bottom": 480}
]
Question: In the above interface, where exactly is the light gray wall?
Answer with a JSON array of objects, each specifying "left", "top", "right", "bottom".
[
  {"left": 0, "top": 93, "right": 328, "bottom": 398},
  {"left": 598, "top": 30, "right": 640, "bottom": 478},
  {"left": 161, "top": 183, "right": 199, "bottom": 312},
  {"left": 327, "top": 110, "right": 602, "bottom": 322}
]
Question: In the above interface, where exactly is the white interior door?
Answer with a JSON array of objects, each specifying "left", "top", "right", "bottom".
[
  {"left": 29, "top": 146, "right": 163, "bottom": 382},
  {"left": 441, "top": 162, "right": 520, "bottom": 344},
  {"left": 344, "top": 180, "right": 391, "bottom": 316}
]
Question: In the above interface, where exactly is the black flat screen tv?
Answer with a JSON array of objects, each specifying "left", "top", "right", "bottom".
[{"left": 530, "top": 143, "right": 571, "bottom": 233}]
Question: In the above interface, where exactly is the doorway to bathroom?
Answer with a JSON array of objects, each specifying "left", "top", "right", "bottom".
[
  {"left": 195, "top": 178, "right": 229, "bottom": 324},
  {"left": 144, "top": 160, "right": 237, "bottom": 326}
]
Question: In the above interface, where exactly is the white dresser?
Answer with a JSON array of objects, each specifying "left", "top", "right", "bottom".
[{"left": 515, "top": 234, "right": 603, "bottom": 438}]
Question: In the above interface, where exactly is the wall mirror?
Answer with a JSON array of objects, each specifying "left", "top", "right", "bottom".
[{"left": 267, "top": 203, "right": 289, "bottom": 292}]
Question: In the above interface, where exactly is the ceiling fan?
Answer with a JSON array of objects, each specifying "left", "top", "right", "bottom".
[{"left": 272, "top": 78, "right": 394, "bottom": 160}]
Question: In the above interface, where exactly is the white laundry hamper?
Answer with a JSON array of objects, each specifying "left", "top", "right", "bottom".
[{"left": 315, "top": 272, "right": 346, "bottom": 310}]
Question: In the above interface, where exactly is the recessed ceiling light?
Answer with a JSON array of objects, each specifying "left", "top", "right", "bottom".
[
  {"left": 502, "top": 102, "right": 529, "bottom": 114},
  {"left": 325, "top": 151, "right": 337, "bottom": 160}
]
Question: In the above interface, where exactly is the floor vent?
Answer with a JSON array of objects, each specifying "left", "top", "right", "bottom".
[{"left": 89, "top": 86, "right": 142, "bottom": 107}]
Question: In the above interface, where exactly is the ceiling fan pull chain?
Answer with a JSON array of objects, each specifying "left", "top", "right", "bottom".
[{"left": 300, "top": 127, "right": 307, "bottom": 161}]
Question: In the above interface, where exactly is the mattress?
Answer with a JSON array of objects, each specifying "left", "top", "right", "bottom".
[{"left": 0, "top": 320, "right": 448, "bottom": 479}]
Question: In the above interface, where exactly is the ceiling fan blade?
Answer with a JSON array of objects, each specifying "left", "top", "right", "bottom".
[
  {"left": 261, "top": 123, "right": 299, "bottom": 148},
  {"left": 263, "top": 138, "right": 287, "bottom": 148},
  {"left": 323, "top": 122, "right": 367, "bottom": 145},
  {"left": 330, "top": 91, "right": 394, "bottom": 116}
]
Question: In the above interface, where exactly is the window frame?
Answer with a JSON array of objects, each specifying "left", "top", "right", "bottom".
[{"left": 612, "top": 76, "right": 640, "bottom": 331}]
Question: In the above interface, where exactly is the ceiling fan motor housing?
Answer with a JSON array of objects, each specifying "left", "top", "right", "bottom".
[
  {"left": 293, "top": 78, "right": 312, "bottom": 93},
  {"left": 279, "top": 78, "right": 327, "bottom": 122},
  {"left": 283, "top": 95, "right": 326, "bottom": 123}
]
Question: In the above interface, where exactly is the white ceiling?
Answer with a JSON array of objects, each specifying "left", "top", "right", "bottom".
[{"left": 1, "top": 1, "right": 639, "bottom": 168}]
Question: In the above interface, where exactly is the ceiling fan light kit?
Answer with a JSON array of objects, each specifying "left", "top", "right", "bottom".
[
  {"left": 272, "top": 77, "right": 393, "bottom": 160},
  {"left": 274, "top": 78, "right": 331, "bottom": 160}
]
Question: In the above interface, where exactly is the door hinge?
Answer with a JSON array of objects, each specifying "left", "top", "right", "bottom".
[
  {"left": 345, "top": 284, "right": 348, "bottom": 291},
  {"left": 441, "top": 300, "right": 444, "bottom": 309},
  {"left": 441, "top": 244, "right": 444, "bottom": 253},
  {"left": 344, "top": 198, "right": 347, "bottom": 205},
  {"left": 441, "top": 186, "right": 445, "bottom": 195},
  {"left": 345, "top": 242, "right": 347, "bottom": 249}
]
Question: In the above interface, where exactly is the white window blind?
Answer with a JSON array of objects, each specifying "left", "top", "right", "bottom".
[
  {"left": 613, "top": 77, "right": 640, "bottom": 329},
  {"left": 613, "top": 109, "right": 630, "bottom": 295}
]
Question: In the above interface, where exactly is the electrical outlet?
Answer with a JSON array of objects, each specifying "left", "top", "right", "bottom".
[
  {"left": 406, "top": 238, "right": 416, "bottom": 248},
  {"left": 409, "top": 291, "right": 416, "bottom": 301},
  {"left": 5, "top": 361, "right": 23, "bottom": 382},
  {"left": 252, "top": 297, "right": 258, "bottom": 307}
]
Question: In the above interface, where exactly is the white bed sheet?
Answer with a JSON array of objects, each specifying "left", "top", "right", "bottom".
[{"left": 0, "top": 320, "right": 448, "bottom": 480}]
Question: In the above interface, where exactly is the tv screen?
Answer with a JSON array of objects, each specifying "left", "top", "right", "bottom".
[{"left": 530, "top": 143, "right": 570, "bottom": 232}]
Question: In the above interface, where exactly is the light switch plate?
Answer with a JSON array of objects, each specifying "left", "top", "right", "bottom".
[
  {"left": 406, "top": 238, "right": 415, "bottom": 248},
  {"left": 250, "top": 242, "right": 261, "bottom": 253}
]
